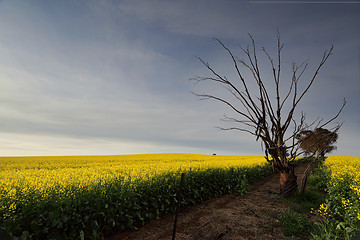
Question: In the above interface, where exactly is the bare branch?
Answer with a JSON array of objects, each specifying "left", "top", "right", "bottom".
[
  {"left": 280, "top": 60, "right": 308, "bottom": 111},
  {"left": 295, "top": 45, "right": 334, "bottom": 106},
  {"left": 192, "top": 34, "right": 344, "bottom": 196},
  {"left": 319, "top": 98, "right": 346, "bottom": 128},
  {"left": 217, "top": 127, "right": 258, "bottom": 136},
  {"left": 224, "top": 85, "right": 258, "bottom": 122},
  {"left": 214, "top": 38, "right": 262, "bottom": 119},
  {"left": 193, "top": 92, "right": 255, "bottom": 123}
]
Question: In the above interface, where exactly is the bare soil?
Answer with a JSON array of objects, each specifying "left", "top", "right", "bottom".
[{"left": 107, "top": 161, "right": 318, "bottom": 240}]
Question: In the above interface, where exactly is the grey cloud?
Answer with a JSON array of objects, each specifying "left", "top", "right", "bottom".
[{"left": 0, "top": 0, "right": 358, "bottom": 156}]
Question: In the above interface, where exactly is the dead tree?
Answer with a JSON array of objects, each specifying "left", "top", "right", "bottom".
[{"left": 192, "top": 33, "right": 346, "bottom": 197}]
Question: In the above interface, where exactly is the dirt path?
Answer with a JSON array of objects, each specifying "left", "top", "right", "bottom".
[{"left": 107, "top": 161, "right": 317, "bottom": 240}]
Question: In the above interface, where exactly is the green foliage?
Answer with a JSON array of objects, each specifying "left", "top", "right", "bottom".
[
  {"left": 276, "top": 184, "right": 326, "bottom": 239},
  {"left": 0, "top": 164, "right": 272, "bottom": 239},
  {"left": 279, "top": 209, "right": 314, "bottom": 236},
  {"left": 288, "top": 190, "right": 326, "bottom": 213},
  {"left": 310, "top": 166, "right": 360, "bottom": 239},
  {"left": 307, "top": 165, "right": 330, "bottom": 192}
]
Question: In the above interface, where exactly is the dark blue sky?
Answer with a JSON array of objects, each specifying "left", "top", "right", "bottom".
[{"left": 0, "top": 0, "right": 359, "bottom": 156}]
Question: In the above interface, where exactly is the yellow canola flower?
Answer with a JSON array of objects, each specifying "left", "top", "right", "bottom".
[
  {"left": 322, "top": 156, "right": 360, "bottom": 222},
  {"left": 324, "top": 156, "right": 360, "bottom": 193},
  {"left": 325, "top": 156, "right": 360, "bottom": 181},
  {"left": 318, "top": 203, "right": 331, "bottom": 217},
  {"left": 0, "top": 154, "right": 267, "bottom": 203}
]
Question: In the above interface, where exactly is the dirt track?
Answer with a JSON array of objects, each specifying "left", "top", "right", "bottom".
[{"left": 107, "top": 161, "right": 317, "bottom": 240}]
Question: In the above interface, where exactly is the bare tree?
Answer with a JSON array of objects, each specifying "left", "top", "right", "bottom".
[{"left": 192, "top": 33, "right": 346, "bottom": 197}]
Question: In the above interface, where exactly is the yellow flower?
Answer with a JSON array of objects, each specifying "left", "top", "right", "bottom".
[{"left": 0, "top": 154, "right": 268, "bottom": 203}]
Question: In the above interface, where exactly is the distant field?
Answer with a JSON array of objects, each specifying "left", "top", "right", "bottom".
[
  {"left": 0, "top": 154, "right": 267, "bottom": 197},
  {"left": 0, "top": 154, "right": 270, "bottom": 239}
]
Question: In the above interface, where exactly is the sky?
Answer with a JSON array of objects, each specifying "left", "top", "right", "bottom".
[{"left": 0, "top": 0, "right": 359, "bottom": 156}]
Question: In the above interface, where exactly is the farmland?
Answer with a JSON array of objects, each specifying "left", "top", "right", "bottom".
[
  {"left": 1, "top": 154, "right": 359, "bottom": 239},
  {"left": 0, "top": 154, "right": 272, "bottom": 239}
]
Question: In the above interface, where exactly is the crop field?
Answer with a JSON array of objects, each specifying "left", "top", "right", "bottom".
[
  {"left": 0, "top": 154, "right": 272, "bottom": 239},
  {"left": 313, "top": 156, "right": 360, "bottom": 239}
]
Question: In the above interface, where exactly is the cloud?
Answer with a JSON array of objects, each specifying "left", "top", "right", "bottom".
[
  {"left": 0, "top": 132, "right": 194, "bottom": 156},
  {"left": 0, "top": 0, "right": 358, "bottom": 156}
]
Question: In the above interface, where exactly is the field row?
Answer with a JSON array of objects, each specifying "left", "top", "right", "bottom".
[{"left": 0, "top": 154, "right": 272, "bottom": 239}]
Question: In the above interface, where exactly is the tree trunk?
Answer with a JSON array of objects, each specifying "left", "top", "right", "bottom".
[
  {"left": 279, "top": 168, "right": 297, "bottom": 197},
  {"left": 299, "top": 170, "right": 310, "bottom": 194},
  {"left": 299, "top": 157, "right": 318, "bottom": 194}
]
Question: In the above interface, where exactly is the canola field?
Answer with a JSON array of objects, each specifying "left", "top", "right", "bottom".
[
  {"left": 314, "top": 156, "right": 360, "bottom": 239},
  {"left": 0, "top": 154, "right": 271, "bottom": 239}
]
